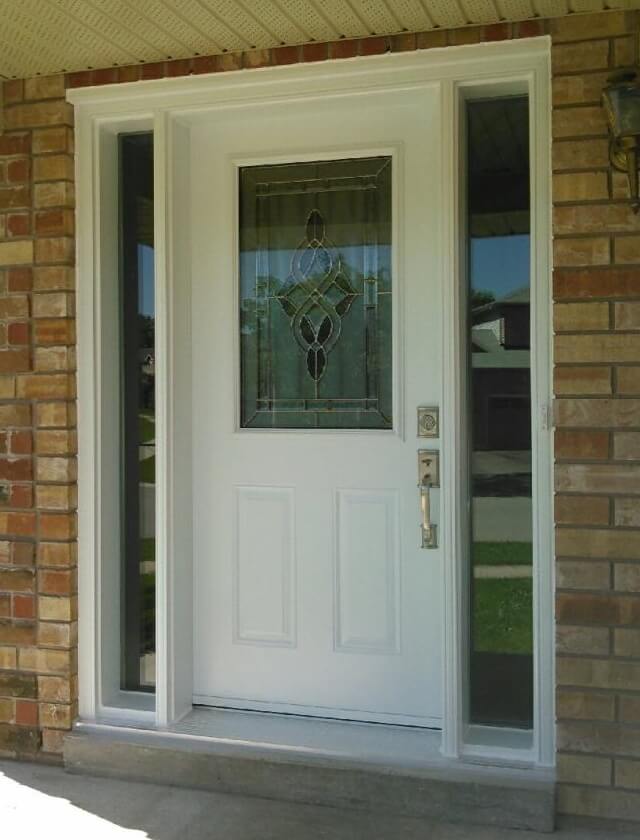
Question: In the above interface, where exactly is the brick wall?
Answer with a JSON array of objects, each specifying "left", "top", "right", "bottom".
[
  {"left": 552, "top": 12, "right": 640, "bottom": 823},
  {"left": 0, "top": 75, "right": 76, "bottom": 758},
  {"left": 0, "top": 6, "right": 639, "bottom": 823}
]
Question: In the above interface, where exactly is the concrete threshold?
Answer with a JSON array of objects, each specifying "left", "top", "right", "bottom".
[{"left": 64, "top": 708, "right": 555, "bottom": 833}]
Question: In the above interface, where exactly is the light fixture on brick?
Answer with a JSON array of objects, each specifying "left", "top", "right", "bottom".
[{"left": 603, "top": 55, "right": 640, "bottom": 212}]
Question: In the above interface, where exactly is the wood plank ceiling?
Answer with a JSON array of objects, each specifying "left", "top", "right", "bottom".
[{"left": 1, "top": 0, "right": 639, "bottom": 79}]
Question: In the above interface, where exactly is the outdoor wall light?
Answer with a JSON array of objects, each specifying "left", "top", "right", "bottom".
[{"left": 603, "top": 67, "right": 640, "bottom": 213}]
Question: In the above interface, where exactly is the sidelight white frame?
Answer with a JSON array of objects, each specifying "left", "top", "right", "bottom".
[{"left": 70, "top": 37, "right": 554, "bottom": 765}]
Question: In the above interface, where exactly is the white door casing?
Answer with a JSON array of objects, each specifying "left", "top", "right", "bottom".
[
  {"left": 191, "top": 86, "right": 443, "bottom": 726},
  {"left": 70, "top": 40, "right": 553, "bottom": 763}
]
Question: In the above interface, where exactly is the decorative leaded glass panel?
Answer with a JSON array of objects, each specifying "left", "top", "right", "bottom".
[{"left": 239, "top": 157, "right": 392, "bottom": 429}]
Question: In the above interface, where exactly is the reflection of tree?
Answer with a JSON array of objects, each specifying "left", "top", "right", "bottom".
[
  {"left": 139, "top": 314, "right": 154, "bottom": 346},
  {"left": 471, "top": 289, "right": 495, "bottom": 309}
]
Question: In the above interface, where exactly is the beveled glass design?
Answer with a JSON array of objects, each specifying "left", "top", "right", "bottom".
[{"left": 239, "top": 157, "right": 392, "bottom": 429}]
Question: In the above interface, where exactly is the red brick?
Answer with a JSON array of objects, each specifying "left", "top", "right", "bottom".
[
  {"left": 13, "top": 595, "right": 34, "bottom": 619},
  {"left": 116, "top": 65, "right": 142, "bottom": 83},
  {"left": 92, "top": 68, "right": 118, "bottom": 86},
  {"left": 0, "top": 134, "right": 30, "bottom": 156},
  {"left": 140, "top": 63, "right": 166, "bottom": 80},
  {"left": 302, "top": 42, "right": 329, "bottom": 62},
  {"left": 7, "top": 268, "right": 32, "bottom": 292},
  {"left": 329, "top": 40, "right": 359, "bottom": 59},
  {"left": 554, "top": 268, "right": 640, "bottom": 300},
  {"left": 484, "top": 23, "right": 511, "bottom": 42},
  {"left": 272, "top": 46, "right": 299, "bottom": 65},
  {"left": 166, "top": 59, "right": 191, "bottom": 78},
  {"left": 6, "top": 214, "right": 31, "bottom": 237},
  {"left": 7, "top": 159, "right": 30, "bottom": 183},
  {"left": 65, "top": 71, "right": 93, "bottom": 89},
  {"left": 359, "top": 37, "right": 388, "bottom": 57},
  {"left": 192, "top": 56, "right": 217, "bottom": 75},
  {"left": 10, "top": 485, "right": 33, "bottom": 509},
  {"left": 14, "top": 700, "right": 38, "bottom": 726},
  {"left": 8, "top": 323, "right": 29, "bottom": 345}
]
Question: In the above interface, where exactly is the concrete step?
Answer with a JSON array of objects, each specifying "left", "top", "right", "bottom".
[{"left": 64, "top": 722, "right": 554, "bottom": 833}]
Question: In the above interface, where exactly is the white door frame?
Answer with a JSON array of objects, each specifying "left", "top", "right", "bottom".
[{"left": 70, "top": 37, "right": 553, "bottom": 766}]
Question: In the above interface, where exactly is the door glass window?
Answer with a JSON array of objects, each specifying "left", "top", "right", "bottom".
[
  {"left": 466, "top": 97, "right": 533, "bottom": 729},
  {"left": 120, "top": 133, "right": 155, "bottom": 692},
  {"left": 239, "top": 157, "right": 392, "bottom": 429}
]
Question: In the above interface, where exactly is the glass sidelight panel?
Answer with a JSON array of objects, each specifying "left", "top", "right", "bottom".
[
  {"left": 239, "top": 157, "right": 392, "bottom": 429},
  {"left": 466, "top": 98, "right": 533, "bottom": 729},
  {"left": 120, "top": 133, "right": 155, "bottom": 692}
]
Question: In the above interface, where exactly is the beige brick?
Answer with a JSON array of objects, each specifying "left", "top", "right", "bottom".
[
  {"left": 33, "top": 182, "right": 74, "bottom": 209},
  {"left": 555, "top": 203, "right": 639, "bottom": 235},
  {"left": 553, "top": 106, "right": 607, "bottom": 139},
  {"left": 557, "top": 625, "right": 610, "bottom": 655},
  {"left": 32, "top": 155, "right": 73, "bottom": 182},
  {"left": 18, "top": 647, "right": 73, "bottom": 674},
  {"left": 38, "top": 702, "right": 74, "bottom": 729},
  {"left": 32, "top": 293, "right": 74, "bottom": 318},
  {"left": 614, "top": 564, "right": 640, "bottom": 592},
  {"left": 35, "top": 457, "right": 77, "bottom": 482},
  {"left": 557, "top": 754, "right": 611, "bottom": 787},
  {"left": 614, "top": 432, "right": 640, "bottom": 460},
  {"left": 558, "top": 785, "right": 640, "bottom": 821},
  {"left": 37, "top": 621, "right": 76, "bottom": 648},
  {"left": 36, "top": 430, "right": 77, "bottom": 455},
  {"left": 0, "top": 240, "right": 34, "bottom": 267},
  {"left": 553, "top": 139, "right": 609, "bottom": 171},
  {"left": 614, "top": 236, "right": 640, "bottom": 264},
  {"left": 4, "top": 100, "right": 73, "bottom": 130},
  {"left": 23, "top": 75, "right": 65, "bottom": 100},
  {"left": 35, "top": 402, "right": 76, "bottom": 428},
  {"left": 556, "top": 689, "right": 615, "bottom": 721},
  {"left": 557, "top": 464, "right": 640, "bottom": 495},
  {"left": 32, "top": 127, "right": 73, "bottom": 155},
  {"left": 555, "top": 397, "right": 640, "bottom": 426},
  {"left": 555, "top": 430, "right": 609, "bottom": 460},
  {"left": 35, "top": 484, "right": 76, "bottom": 511},
  {"left": 34, "top": 238, "right": 74, "bottom": 266},
  {"left": 0, "top": 646, "right": 17, "bottom": 669},
  {"left": 616, "top": 759, "right": 640, "bottom": 790},
  {"left": 16, "top": 373, "right": 75, "bottom": 400},
  {"left": 550, "top": 11, "right": 633, "bottom": 42},
  {"left": 614, "top": 628, "right": 640, "bottom": 657},
  {"left": 552, "top": 41, "right": 610, "bottom": 74},
  {"left": 37, "top": 675, "right": 74, "bottom": 703},
  {"left": 615, "top": 302, "right": 640, "bottom": 330},
  {"left": 620, "top": 696, "right": 640, "bottom": 723},
  {"left": 37, "top": 542, "right": 76, "bottom": 568},
  {"left": 557, "top": 560, "right": 610, "bottom": 591},
  {"left": 615, "top": 498, "right": 640, "bottom": 528},
  {"left": 612, "top": 170, "right": 633, "bottom": 201},
  {"left": 557, "top": 528, "right": 640, "bottom": 560},
  {"left": 613, "top": 35, "right": 636, "bottom": 68},
  {"left": 554, "top": 302, "right": 609, "bottom": 332},
  {"left": 34, "top": 346, "right": 75, "bottom": 372},
  {"left": 553, "top": 237, "right": 609, "bottom": 267},
  {"left": 555, "top": 495, "right": 610, "bottom": 526},
  {"left": 558, "top": 659, "right": 640, "bottom": 693},
  {"left": 41, "top": 728, "right": 65, "bottom": 753},
  {"left": 33, "top": 266, "right": 75, "bottom": 291},
  {"left": 617, "top": 367, "right": 640, "bottom": 394},
  {"left": 552, "top": 74, "right": 608, "bottom": 108},
  {"left": 554, "top": 366, "right": 611, "bottom": 395},
  {"left": 553, "top": 172, "right": 608, "bottom": 203}
]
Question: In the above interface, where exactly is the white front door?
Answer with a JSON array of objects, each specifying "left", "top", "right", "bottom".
[{"left": 191, "top": 85, "right": 443, "bottom": 727}]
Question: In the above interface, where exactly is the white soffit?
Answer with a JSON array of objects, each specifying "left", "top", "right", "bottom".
[{"left": 0, "top": 0, "right": 639, "bottom": 79}]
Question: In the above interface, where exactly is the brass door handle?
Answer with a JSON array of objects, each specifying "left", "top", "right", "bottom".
[{"left": 418, "top": 450, "right": 439, "bottom": 549}]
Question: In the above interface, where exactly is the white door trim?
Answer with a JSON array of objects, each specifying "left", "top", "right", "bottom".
[{"left": 71, "top": 37, "right": 553, "bottom": 763}]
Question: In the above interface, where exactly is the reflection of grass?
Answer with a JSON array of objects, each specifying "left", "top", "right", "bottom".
[
  {"left": 139, "top": 413, "right": 155, "bottom": 443},
  {"left": 473, "top": 541, "right": 532, "bottom": 567},
  {"left": 139, "top": 455, "right": 155, "bottom": 483},
  {"left": 140, "top": 538, "right": 154, "bottom": 564},
  {"left": 474, "top": 579, "right": 532, "bottom": 654}
]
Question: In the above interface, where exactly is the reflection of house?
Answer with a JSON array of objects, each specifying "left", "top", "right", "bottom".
[{"left": 471, "top": 287, "right": 530, "bottom": 451}]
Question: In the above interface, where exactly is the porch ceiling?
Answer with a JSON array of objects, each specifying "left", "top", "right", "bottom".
[{"left": 0, "top": 1, "right": 639, "bottom": 80}]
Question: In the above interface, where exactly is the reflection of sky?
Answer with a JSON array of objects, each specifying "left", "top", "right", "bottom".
[
  {"left": 138, "top": 244, "right": 155, "bottom": 316},
  {"left": 470, "top": 235, "right": 530, "bottom": 299}
]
